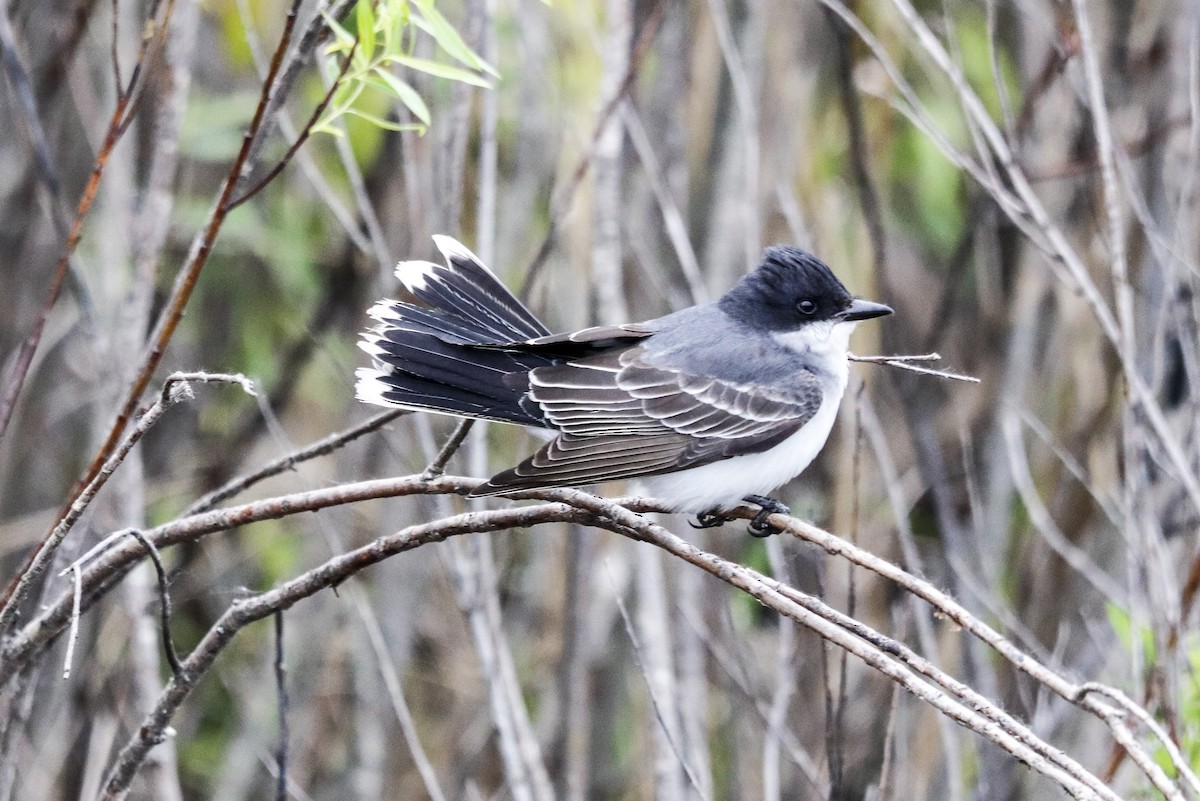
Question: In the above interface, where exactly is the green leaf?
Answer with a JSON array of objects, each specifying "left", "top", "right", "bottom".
[
  {"left": 381, "top": 54, "right": 492, "bottom": 87},
  {"left": 411, "top": 0, "right": 498, "bottom": 77},
  {"left": 329, "top": 79, "right": 367, "bottom": 117},
  {"left": 312, "top": 80, "right": 366, "bottom": 134},
  {"left": 311, "top": 121, "right": 345, "bottom": 137},
  {"left": 321, "top": 11, "right": 358, "bottom": 52},
  {"left": 355, "top": 0, "right": 376, "bottom": 59},
  {"left": 344, "top": 108, "right": 425, "bottom": 134},
  {"left": 1105, "top": 602, "right": 1131, "bottom": 646},
  {"left": 371, "top": 66, "right": 431, "bottom": 125}
]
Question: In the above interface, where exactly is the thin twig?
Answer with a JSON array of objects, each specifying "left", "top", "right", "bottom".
[
  {"left": 0, "top": 0, "right": 175, "bottom": 444},
  {"left": 273, "top": 611, "right": 288, "bottom": 801},
  {"left": 112, "top": 0, "right": 174, "bottom": 138},
  {"left": 226, "top": 34, "right": 361, "bottom": 211},
  {"left": 849, "top": 352, "right": 981, "bottom": 383},
  {"left": 1001, "top": 413, "right": 1127, "bottom": 605},
  {"left": 621, "top": 103, "right": 709, "bottom": 304},
  {"left": 705, "top": 0, "right": 760, "bottom": 265},
  {"left": 242, "top": 0, "right": 358, "bottom": 172},
  {"left": 763, "top": 538, "right": 798, "bottom": 801},
  {"left": 184, "top": 409, "right": 406, "bottom": 516},
  {"left": 108, "top": 0, "right": 123, "bottom": 91},
  {"left": 355, "top": 589, "right": 449, "bottom": 801},
  {"left": 609, "top": 562, "right": 709, "bottom": 801},
  {"left": 422, "top": 418, "right": 476, "bottom": 479},
  {"left": 1076, "top": 683, "right": 1200, "bottom": 800},
  {"left": 518, "top": 0, "right": 669, "bottom": 300},
  {"left": 824, "top": 2, "right": 887, "bottom": 278},
  {"left": 232, "top": 0, "right": 370, "bottom": 253},
  {"left": 443, "top": 528, "right": 553, "bottom": 801},
  {"left": 0, "top": 6, "right": 66, "bottom": 235},
  {"left": 679, "top": 604, "right": 824, "bottom": 790},
  {"left": 0, "top": 372, "right": 253, "bottom": 634},
  {"left": 128, "top": 530, "right": 181, "bottom": 677},
  {"left": 62, "top": 565, "right": 82, "bottom": 680},
  {"left": 850, "top": 351, "right": 941, "bottom": 363},
  {"left": 50, "top": 0, "right": 303, "bottom": 537}
]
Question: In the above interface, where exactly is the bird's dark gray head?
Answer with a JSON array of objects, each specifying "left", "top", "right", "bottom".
[{"left": 717, "top": 246, "right": 892, "bottom": 330}]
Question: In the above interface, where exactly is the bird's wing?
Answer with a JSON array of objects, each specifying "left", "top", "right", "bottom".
[{"left": 473, "top": 347, "right": 824, "bottom": 493}]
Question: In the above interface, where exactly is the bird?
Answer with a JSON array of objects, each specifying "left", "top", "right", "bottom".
[{"left": 356, "top": 236, "right": 891, "bottom": 535}]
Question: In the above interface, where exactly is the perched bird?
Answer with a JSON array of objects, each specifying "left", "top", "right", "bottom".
[{"left": 356, "top": 236, "right": 891, "bottom": 534}]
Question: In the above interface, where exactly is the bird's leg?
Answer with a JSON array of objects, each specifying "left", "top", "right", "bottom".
[
  {"left": 744, "top": 494, "right": 790, "bottom": 537},
  {"left": 690, "top": 511, "right": 733, "bottom": 529}
]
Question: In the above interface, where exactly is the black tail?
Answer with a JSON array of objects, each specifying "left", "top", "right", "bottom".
[{"left": 355, "top": 237, "right": 553, "bottom": 426}]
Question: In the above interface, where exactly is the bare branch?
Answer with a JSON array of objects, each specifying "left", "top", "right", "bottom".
[
  {"left": 1076, "top": 683, "right": 1200, "bottom": 800},
  {"left": 61, "top": 565, "right": 82, "bottom": 680},
  {"left": 1, "top": 472, "right": 1182, "bottom": 800},
  {"left": 96, "top": 502, "right": 599, "bottom": 801},
  {"left": 422, "top": 418, "right": 475, "bottom": 479},
  {"left": 183, "top": 409, "right": 406, "bottom": 516},
  {"left": 127, "top": 531, "right": 181, "bottom": 678},
  {"left": 273, "top": 611, "right": 288, "bottom": 801},
  {"left": 849, "top": 352, "right": 981, "bottom": 383},
  {"left": 53, "top": 0, "right": 305, "bottom": 540},
  {"left": 0, "top": 0, "right": 176, "bottom": 444},
  {"left": 0, "top": 372, "right": 254, "bottom": 634}
]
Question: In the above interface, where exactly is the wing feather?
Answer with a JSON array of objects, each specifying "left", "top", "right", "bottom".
[{"left": 472, "top": 347, "right": 824, "bottom": 494}]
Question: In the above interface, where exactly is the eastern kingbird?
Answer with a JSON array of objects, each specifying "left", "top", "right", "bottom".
[{"left": 356, "top": 236, "right": 891, "bottom": 534}]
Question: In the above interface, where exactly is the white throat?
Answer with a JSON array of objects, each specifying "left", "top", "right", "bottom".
[{"left": 771, "top": 320, "right": 856, "bottom": 382}]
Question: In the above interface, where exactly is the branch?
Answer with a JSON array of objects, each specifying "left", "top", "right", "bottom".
[
  {"left": 0, "top": 0, "right": 175, "bottom": 444},
  {"left": 272, "top": 611, "right": 288, "bottom": 801},
  {"left": 826, "top": 0, "right": 1200, "bottom": 520},
  {"left": 183, "top": 409, "right": 406, "bottom": 516},
  {"left": 517, "top": 0, "right": 669, "bottom": 300},
  {"left": 225, "top": 32, "right": 361, "bottom": 211},
  {"left": 849, "top": 352, "right": 981, "bottom": 383},
  {"left": 0, "top": 5, "right": 66, "bottom": 234},
  {"left": 127, "top": 530, "right": 182, "bottom": 677},
  {"left": 754, "top": 509, "right": 1178, "bottom": 801},
  {"left": 96, "top": 502, "right": 601, "bottom": 801},
  {"left": 51, "top": 0, "right": 307, "bottom": 539},
  {"left": 0, "top": 372, "right": 254, "bottom": 634},
  {"left": 90, "top": 490, "right": 1129, "bottom": 801},
  {"left": 422, "top": 418, "right": 475, "bottom": 479},
  {"left": 2, "top": 475, "right": 1181, "bottom": 799}
]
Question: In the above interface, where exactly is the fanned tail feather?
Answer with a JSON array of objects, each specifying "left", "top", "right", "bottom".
[
  {"left": 399, "top": 236, "right": 550, "bottom": 342},
  {"left": 356, "top": 237, "right": 552, "bottom": 426}
]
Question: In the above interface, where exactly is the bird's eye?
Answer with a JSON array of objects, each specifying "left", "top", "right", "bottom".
[{"left": 798, "top": 299, "right": 817, "bottom": 315}]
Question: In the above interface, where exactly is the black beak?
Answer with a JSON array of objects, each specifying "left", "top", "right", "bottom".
[{"left": 840, "top": 298, "right": 893, "bottom": 322}]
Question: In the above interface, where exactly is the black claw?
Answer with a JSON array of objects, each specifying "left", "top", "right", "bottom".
[
  {"left": 691, "top": 511, "right": 733, "bottom": 529},
  {"left": 744, "top": 494, "right": 790, "bottom": 537}
]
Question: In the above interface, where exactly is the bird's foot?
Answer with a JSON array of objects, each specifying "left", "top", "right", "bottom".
[
  {"left": 744, "top": 495, "right": 790, "bottom": 537},
  {"left": 690, "top": 511, "right": 733, "bottom": 529}
]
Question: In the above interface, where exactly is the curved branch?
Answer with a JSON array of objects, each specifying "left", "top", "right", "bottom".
[
  {"left": 0, "top": 373, "right": 254, "bottom": 633},
  {"left": 0, "top": 476, "right": 1180, "bottom": 800},
  {"left": 97, "top": 501, "right": 598, "bottom": 801},
  {"left": 95, "top": 490, "right": 1123, "bottom": 801}
]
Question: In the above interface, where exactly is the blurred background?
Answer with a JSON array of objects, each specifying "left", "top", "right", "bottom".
[{"left": 0, "top": 0, "right": 1198, "bottom": 799}]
